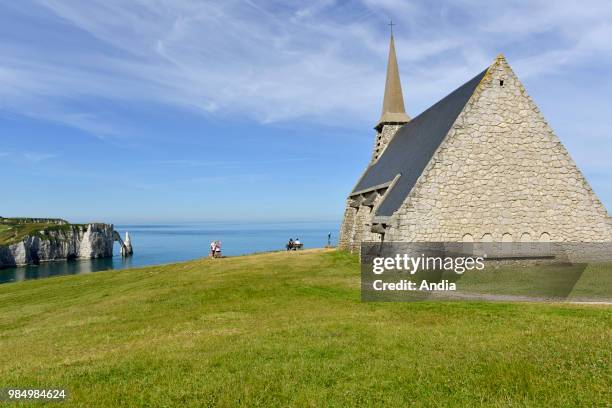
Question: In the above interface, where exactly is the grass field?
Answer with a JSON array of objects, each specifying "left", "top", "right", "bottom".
[
  {"left": 0, "top": 218, "right": 84, "bottom": 246},
  {"left": 0, "top": 249, "right": 610, "bottom": 407}
]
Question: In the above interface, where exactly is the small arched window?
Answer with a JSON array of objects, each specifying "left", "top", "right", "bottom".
[
  {"left": 539, "top": 232, "right": 551, "bottom": 255},
  {"left": 462, "top": 234, "right": 474, "bottom": 255},
  {"left": 520, "top": 232, "right": 532, "bottom": 254},
  {"left": 502, "top": 233, "right": 513, "bottom": 256},
  {"left": 479, "top": 233, "right": 493, "bottom": 257}
]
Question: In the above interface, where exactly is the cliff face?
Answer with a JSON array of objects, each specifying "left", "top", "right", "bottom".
[{"left": 0, "top": 223, "right": 115, "bottom": 267}]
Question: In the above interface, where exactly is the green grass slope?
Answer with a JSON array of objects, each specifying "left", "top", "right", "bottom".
[
  {"left": 0, "top": 250, "right": 610, "bottom": 407},
  {"left": 0, "top": 218, "right": 85, "bottom": 246}
]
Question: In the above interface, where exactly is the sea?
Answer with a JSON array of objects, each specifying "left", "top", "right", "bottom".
[{"left": 0, "top": 221, "right": 339, "bottom": 285}]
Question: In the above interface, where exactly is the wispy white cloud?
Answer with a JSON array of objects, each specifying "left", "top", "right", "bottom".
[
  {"left": 0, "top": 151, "right": 58, "bottom": 163},
  {"left": 132, "top": 172, "right": 269, "bottom": 191},
  {"left": 0, "top": 0, "right": 611, "bottom": 134},
  {"left": 150, "top": 157, "right": 312, "bottom": 168},
  {"left": 23, "top": 152, "right": 58, "bottom": 163}
]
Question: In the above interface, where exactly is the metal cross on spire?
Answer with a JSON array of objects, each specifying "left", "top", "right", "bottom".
[{"left": 388, "top": 20, "right": 395, "bottom": 35}]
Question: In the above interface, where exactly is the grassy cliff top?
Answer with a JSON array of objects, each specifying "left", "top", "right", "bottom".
[
  {"left": 0, "top": 249, "right": 609, "bottom": 407},
  {"left": 0, "top": 218, "right": 87, "bottom": 246}
]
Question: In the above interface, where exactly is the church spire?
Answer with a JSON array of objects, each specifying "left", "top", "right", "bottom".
[{"left": 375, "top": 31, "right": 410, "bottom": 130}]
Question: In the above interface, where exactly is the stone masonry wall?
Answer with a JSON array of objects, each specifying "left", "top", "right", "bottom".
[
  {"left": 371, "top": 124, "right": 403, "bottom": 163},
  {"left": 339, "top": 195, "right": 387, "bottom": 253},
  {"left": 338, "top": 201, "right": 357, "bottom": 250},
  {"left": 340, "top": 123, "right": 403, "bottom": 252},
  {"left": 385, "top": 56, "right": 612, "bottom": 243}
]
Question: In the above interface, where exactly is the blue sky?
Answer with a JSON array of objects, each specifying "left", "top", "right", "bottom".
[{"left": 1, "top": 0, "right": 611, "bottom": 223}]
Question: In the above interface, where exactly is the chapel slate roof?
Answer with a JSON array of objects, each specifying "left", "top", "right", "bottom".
[{"left": 351, "top": 68, "right": 488, "bottom": 217}]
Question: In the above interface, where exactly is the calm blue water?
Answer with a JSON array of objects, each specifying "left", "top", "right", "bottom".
[{"left": 0, "top": 222, "right": 339, "bottom": 284}]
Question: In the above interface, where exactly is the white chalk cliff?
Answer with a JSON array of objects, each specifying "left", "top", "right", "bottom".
[{"left": 0, "top": 223, "right": 115, "bottom": 267}]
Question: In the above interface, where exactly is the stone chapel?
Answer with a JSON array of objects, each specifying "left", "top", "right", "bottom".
[{"left": 339, "top": 34, "right": 612, "bottom": 253}]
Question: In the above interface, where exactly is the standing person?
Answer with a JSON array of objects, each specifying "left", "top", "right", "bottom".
[
  {"left": 327, "top": 232, "right": 331, "bottom": 247},
  {"left": 214, "top": 240, "right": 222, "bottom": 258},
  {"left": 210, "top": 241, "right": 216, "bottom": 258}
]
